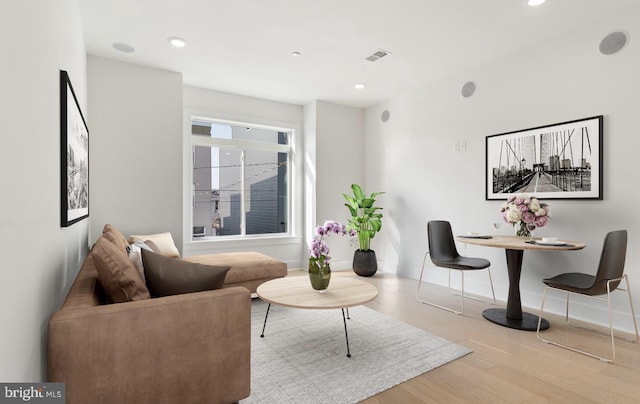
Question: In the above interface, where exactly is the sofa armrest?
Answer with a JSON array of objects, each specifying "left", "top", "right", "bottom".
[{"left": 48, "top": 287, "right": 251, "bottom": 404}]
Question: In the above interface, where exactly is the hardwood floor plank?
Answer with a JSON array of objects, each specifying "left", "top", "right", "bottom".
[
  {"left": 287, "top": 270, "right": 640, "bottom": 403},
  {"left": 485, "top": 362, "right": 600, "bottom": 404}
]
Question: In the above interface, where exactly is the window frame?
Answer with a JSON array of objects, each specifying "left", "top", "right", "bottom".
[{"left": 186, "top": 114, "right": 295, "bottom": 243}]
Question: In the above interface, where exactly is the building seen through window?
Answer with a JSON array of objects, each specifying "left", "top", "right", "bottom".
[{"left": 191, "top": 119, "right": 289, "bottom": 239}]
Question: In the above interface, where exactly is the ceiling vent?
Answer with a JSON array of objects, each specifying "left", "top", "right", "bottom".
[{"left": 365, "top": 49, "right": 391, "bottom": 62}]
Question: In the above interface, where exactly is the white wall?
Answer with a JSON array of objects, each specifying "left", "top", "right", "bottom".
[
  {"left": 314, "top": 101, "right": 366, "bottom": 269},
  {"left": 303, "top": 102, "right": 318, "bottom": 267},
  {"left": 182, "top": 86, "right": 305, "bottom": 268},
  {"left": 87, "top": 57, "right": 183, "bottom": 249},
  {"left": 0, "top": 0, "right": 87, "bottom": 381},
  {"left": 365, "top": 7, "right": 640, "bottom": 331}
]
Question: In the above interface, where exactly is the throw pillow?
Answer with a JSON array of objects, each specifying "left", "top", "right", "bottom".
[
  {"left": 131, "top": 239, "right": 153, "bottom": 252},
  {"left": 143, "top": 240, "right": 160, "bottom": 254},
  {"left": 102, "top": 224, "right": 129, "bottom": 253},
  {"left": 92, "top": 236, "right": 150, "bottom": 303},
  {"left": 129, "top": 232, "right": 180, "bottom": 258},
  {"left": 127, "top": 239, "right": 154, "bottom": 281},
  {"left": 127, "top": 243, "right": 146, "bottom": 282},
  {"left": 141, "top": 249, "right": 230, "bottom": 297}
]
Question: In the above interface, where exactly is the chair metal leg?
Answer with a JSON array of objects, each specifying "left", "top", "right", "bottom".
[
  {"left": 487, "top": 267, "right": 496, "bottom": 305},
  {"left": 450, "top": 243, "right": 495, "bottom": 305},
  {"left": 623, "top": 275, "right": 639, "bottom": 342},
  {"left": 606, "top": 282, "right": 616, "bottom": 361},
  {"left": 537, "top": 286, "right": 615, "bottom": 362},
  {"left": 461, "top": 272, "right": 465, "bottom": 314},
  {"left": 449, "top": 268, "right": 496, "bottom": 306},
  {"left": 537, "top": 275, "right": 639, "bottom": 363},
  {"left": 416, "top": 251, "right": 463, "bottom": 315},
  {"left": 417, "top": 247, "right": 496, "bottom": 315},
  {"left": 416, "top": 251, "right": 430, "bottom": 299},
  {"left": 536, "top": 287, "right": 548, "bottom": 339}
]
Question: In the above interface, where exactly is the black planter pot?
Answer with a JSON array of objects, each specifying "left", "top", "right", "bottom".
[{"left": 352, "top": 249, "right": 377, "bottom": 277}]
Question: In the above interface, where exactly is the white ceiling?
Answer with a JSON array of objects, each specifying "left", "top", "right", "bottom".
[{"left": 79, "top": 0, "right": 638, "bottom": 108}]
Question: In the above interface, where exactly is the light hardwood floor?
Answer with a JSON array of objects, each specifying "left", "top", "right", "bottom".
[{"left": 290, "top": 270, "right": 640, "bottom": 403}]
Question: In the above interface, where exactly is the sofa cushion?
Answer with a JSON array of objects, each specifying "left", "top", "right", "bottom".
[
  {"left": 141, "top": 249, "right": 230, "bottom": 297},
  {"left": 129, "top": 232, "right": 180, "bottom": 258},
  {"left": 92, "top": 236, "right": 150, "bottom": 303},
  {"left": 102, "top": 224, "right": 129, "bottom": 254},
  {"left": 182, "top": 252, "right": 287, "bottom": 285}
]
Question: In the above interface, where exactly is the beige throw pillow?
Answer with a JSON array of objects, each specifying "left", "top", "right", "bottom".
[
  {"left": 92, "top": 236, "right": 151, "bottom": 303},
  {"left": 129, "top": 232, "right": 180, "bottom": 258},
  {"left": 102, "top": 224, "right": 129, "bottom": 253}
]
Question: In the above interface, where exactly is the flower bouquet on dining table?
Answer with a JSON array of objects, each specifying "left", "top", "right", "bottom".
[{"left": 500, "top": 193, "right": 550, "bottom": 237}]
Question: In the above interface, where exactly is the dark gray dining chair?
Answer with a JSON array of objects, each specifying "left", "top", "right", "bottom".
[
  {"left": 536, "top": 230, "right": 638, "bottom": 362},
  {"left": 416, "top": 220, "right": 496, "bottom": 315}
]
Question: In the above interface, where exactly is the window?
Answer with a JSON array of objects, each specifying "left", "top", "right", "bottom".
[{"left": 191, "top": 118, "right": 290, "bottom": 240}]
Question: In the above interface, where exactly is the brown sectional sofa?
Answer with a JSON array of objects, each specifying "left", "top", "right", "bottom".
[
  {"left": 48, "top": 231, "right": 287, "bottom": 404},
  {"left": 182, "top": 251, "right": 287, "bottom": 294}
]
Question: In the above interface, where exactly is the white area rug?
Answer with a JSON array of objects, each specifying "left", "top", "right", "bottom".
[{"left": 243, "top": 299, "right": 472, "bottom": 403}]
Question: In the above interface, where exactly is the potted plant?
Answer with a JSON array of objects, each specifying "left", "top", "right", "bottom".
[
  {"left": 308, "top": 220, "right": 354, "bottom": 291},
  {"left": 343, "top": 184, "right": 384, "bottom": 276}
]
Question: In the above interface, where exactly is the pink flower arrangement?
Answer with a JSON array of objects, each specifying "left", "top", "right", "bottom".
[
  {"left": 500, "top": 193, "right": 550, "bottom": 235},
  {"left": 309, "top": 220, "right": 356, "bottom": 267}
]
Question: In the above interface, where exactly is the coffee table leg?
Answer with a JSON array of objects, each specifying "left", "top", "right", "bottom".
[
  {"left": 260, "top": 303, "right": 271, "bottom": 338},
  {"left": 341, "top": 308, "right": 351, "bottom": 358}
]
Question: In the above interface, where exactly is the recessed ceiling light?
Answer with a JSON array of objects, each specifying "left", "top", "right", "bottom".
[
  {"left": 528, "top": 0, "right": 546, "bottom": 6},
  {"left": 167, "top": 37, "right": 187, "bottom": 48},
  {"left": 113, "top": 42, "right": 134, "bottom": 53},
  {"left": 291, "top": 51, "right": 301, "bottom": 57},
  {"left": 354, "top": 83, "right": 366, "bottom": 90}
]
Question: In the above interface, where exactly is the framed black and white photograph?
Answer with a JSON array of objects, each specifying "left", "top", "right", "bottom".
[
  {"left": 486, "top": 115, "right": 603, "bottom": 200},
  {"left": 60, "top": 70, "right": 89, "bottom": 226}
]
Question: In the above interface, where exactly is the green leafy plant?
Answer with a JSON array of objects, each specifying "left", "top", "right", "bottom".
[{"left": 342, "top": 184, "right": 384, "bottom": 251}]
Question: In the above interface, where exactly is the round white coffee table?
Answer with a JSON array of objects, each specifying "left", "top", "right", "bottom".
[{"left": 256, "top": 276, "right": 378, "bottom": 357}]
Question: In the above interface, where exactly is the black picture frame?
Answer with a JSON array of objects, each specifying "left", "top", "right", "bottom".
[
  {"left": 486, "top": 115, "right": 603, "bottom": 200},
  {"left": 60, "top": 70, "right": 89, "bottom": 226}
]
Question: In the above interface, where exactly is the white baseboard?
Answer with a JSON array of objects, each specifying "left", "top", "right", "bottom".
[{"left": 417, "top": 267, "right": 638, "bottom": 335}]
